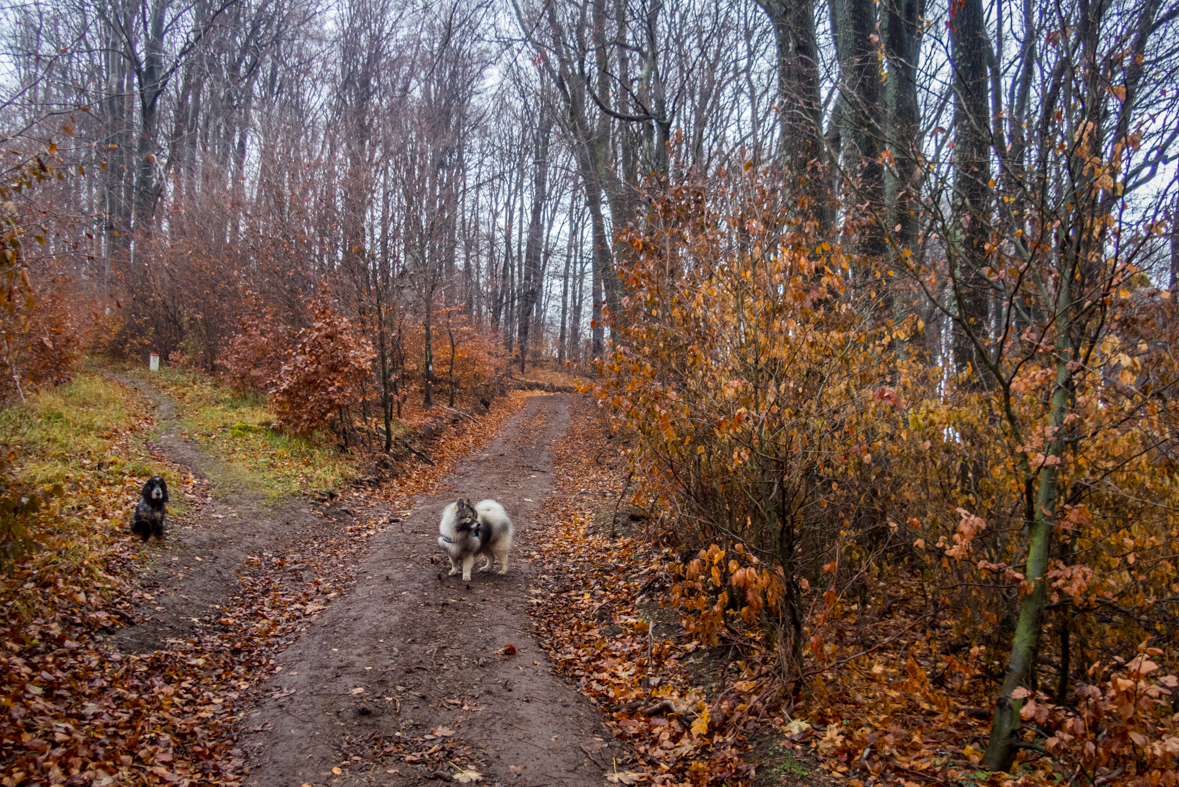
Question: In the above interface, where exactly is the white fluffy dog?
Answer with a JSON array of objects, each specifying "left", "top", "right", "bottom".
[{"left": 437, "top": 498, "right": 513, "bottom": 581}]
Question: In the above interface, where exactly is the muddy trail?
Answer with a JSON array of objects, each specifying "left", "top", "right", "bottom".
[
  {"left": 115, "top": 383, "right": 620, "bottom": 786},
  {"left": 111, "top": 377, "right": 358, "bottom": 654}
]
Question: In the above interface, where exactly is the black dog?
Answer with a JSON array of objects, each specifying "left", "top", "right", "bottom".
[{"left": 130, "top": 476, "right": 169, "bottom": 542}]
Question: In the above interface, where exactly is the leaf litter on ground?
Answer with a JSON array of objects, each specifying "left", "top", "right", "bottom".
[{"left": 0, "top": 373, "right": 535, "bottom": 786}]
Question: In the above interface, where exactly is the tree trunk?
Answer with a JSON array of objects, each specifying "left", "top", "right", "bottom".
[
  {"left": 950, "top": 0, "right": 992, "bottom": 385},
  {"left": 882, "top": 0, "right": 925, "bottom": 289},
  {"left": 982, "top": 278, "right": 1072, "bottom": 771},
  {"left": 132, "top": 0, "right": 168, "bottom": 248},
  {"left": 423, "top": 287, "right": 435, "bottom": 408},
  {"left": 557, "top": 198, "right": 576, "bottom": 368},
  {"left": 829, "top": 0, "right": 884, "bottom": 250},
  {"left": 755, "top": 0, "right": 831, "bottom": 230},
  {"left": 587, "top": 183, "right": 609, "bottom": 358},
  {"left": 1172, "top": 192, "right": 1178, "bottom": 294},
  {"left": 518, "top": 113, "right": 552, "bottom": 373}
]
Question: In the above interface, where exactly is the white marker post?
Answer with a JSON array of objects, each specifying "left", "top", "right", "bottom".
[{"left": 149, "top": 353, "right": 160, "bottom": 371}]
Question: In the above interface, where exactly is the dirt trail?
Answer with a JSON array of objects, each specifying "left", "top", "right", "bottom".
[
  {"left": 111, "top": 378, "right": 352, "bottom": 654},
  {"left": 115, "top": 378, "right": 619, "bottom": 785},
  {"left": 242, "top": 393, "right": 620, "bottom": 786}
]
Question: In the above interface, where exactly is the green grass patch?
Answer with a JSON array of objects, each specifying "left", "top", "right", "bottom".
[
  {"left": 763, "top": 745, "right": 810, "bottom": 780},
  {"left": 140, "top": 367, "right": 356, "bottom": 499},
  {"left": 0, "top": 373, "right": 163, "bottom": 615},
  {"left": 1, "top": 373, "right": 158, "bottom": 489}
]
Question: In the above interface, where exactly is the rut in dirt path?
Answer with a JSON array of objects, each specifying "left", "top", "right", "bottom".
[
  {"left": 243, "top": 393, "right": 621, "bottom": 787},
  {"left": 110, "top": 376, "right": 363, "bottom": 654}
]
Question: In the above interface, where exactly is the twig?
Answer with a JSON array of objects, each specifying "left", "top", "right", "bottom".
[
  {"left": 888, "top": 764, "right": 950, "bottom": 785},
  {"left": 437, "top": 404, "right": 477, "bottom": 423},
  {"left": 394, "top": 438, "right": 435, "bottom": 465},
  {"left": 642, "top": 699, "right": 678, "bottom": 716},
  {"left": 579, "top": 742, "right": 608, "bottom": 768},
  {"left": 610, "top": 471, "right": 634, "bottom": 538},
  {"left": 802, "top": 612, "right": 930, "bottom": 677}
]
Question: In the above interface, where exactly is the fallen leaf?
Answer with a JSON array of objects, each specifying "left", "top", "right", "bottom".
[{"left": 453, "top": 766, "right": 483, "bottom": 783}]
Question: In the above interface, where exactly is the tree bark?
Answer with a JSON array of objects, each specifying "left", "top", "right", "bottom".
[
  {"left": 881, "top": 0, "right": 925, "bottom": 281},
  {"left": 829, "top": 0, "right": 884, "bottom": 249},
  {"left": 950, "top": 0, "right": 992, "bottom": 385},
  {"left": 982, "top": 271, "right": 1072, "bottom": 772},
  {"left": 518, "top": 113, "right": 552, "bottom": 373},
  {"left": 754, "top": 0, "right": 831, "bottom": 230}
]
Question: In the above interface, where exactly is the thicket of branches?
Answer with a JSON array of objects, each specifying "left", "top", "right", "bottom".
[{"left": 4, "top": 0, "right": 1179, "bottom": 780}]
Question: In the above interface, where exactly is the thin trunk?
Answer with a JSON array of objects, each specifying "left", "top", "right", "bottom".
[
  {"left": 423, "top": 284, "right": 434, "bottom": 408},
  {"left": 983, "top": 277, "right": 1072, "bottom": 772},
  {"left": 755, "top": 0, "right": 831, "bottom": 230},
  {"left": 557, "top": 199, "right": 576, "bottom": 368},
  {"left": 519, "top": 114, "right": 552, "bottom": 373},
  {"left": 1171, "top": 193, "right": 1178, "bottom": 294},
  {"left": 950, "top": 0, "right": 992, "bottom": 386}
]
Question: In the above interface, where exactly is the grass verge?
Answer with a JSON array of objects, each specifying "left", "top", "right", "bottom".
[
  {"left": 135, "top": 367, "right": 357, "bottom": 500},
  {"left": 0, "top": 373, "right": 164, "bottom": 623}
]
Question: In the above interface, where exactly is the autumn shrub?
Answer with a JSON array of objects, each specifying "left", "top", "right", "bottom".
[
  {"left": 1018, "top": 651, "right": 1179, "bottom": 786},
  {"left": 591, "top": 164, "right": 906, "bottom": 673},
  {"left": 392, "top": 308, "right": 505, "bottom": 411},
  {"left": 270, "top": 293, "right": 375, "bottom": 438},
  {"left": 0, "top": 273, "right": 83, "bottom": 404},
  {"left": 223, "top": 287, "right": 290, "bottom": 395},
  {"left": 887, "top": 299, "right": 1179, "bottom": 667},
  {"left": 438, "top": 307, "right": 504, "bottom": 406},
  {"left": 1, "top": 154, "right": 82, "bottom": 405},
  {"left": 100, "top": 238, "right": 261, "bottom": 370}
]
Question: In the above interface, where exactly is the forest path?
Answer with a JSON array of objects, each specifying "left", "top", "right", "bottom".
[
  {"left": 111, "top": 377, "right": 618, "bottom": 785},
  {"left": 110, "top": 375, "right": 352, "bottom": 654},
  {"left": 241, "top": 393, "right": 619, "bottom": 786}
]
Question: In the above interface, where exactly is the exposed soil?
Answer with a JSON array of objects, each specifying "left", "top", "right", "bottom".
[
  {"left": 113, "top": 383, "right": 621, "bottom": 786},
  {"left": 110, "top": 378, "right": 353, "bottom": 654}
]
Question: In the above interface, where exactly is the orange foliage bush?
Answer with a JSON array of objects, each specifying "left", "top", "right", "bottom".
[
  {"left": 1020, "top": 651, "right": 1179, "bottom": 786},
  {"left": 593, "top": 159, "right": 1179, "bottom": 782},
  {"left": 0, "top": 274, "right": 83, "bottom": 403},
  {"left": 391, "top": 308, "right": 505, "bottom": 408},
  {"left": 591, "top": 163, "right": 904, "bottom": 671},
  {"left": 0, "top": 154, "right": 81, "bottom": 404},
  {"left": 223, "top": 288, "right": 290, "bottom": 395},
  {"left": 270, "top": 294, "right": 374, "bottom": 437}
]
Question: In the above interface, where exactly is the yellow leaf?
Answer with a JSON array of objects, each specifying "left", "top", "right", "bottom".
[{"left": 691, "top": 704, "right": 710, "bottom": 736}]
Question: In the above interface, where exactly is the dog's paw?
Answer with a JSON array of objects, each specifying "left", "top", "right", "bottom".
[
  {"left": 448, "top": 568, "right": 460, "bottom": 576},
  {"left": 462, "top": 573, "right": 472, "bottom": 581}
]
